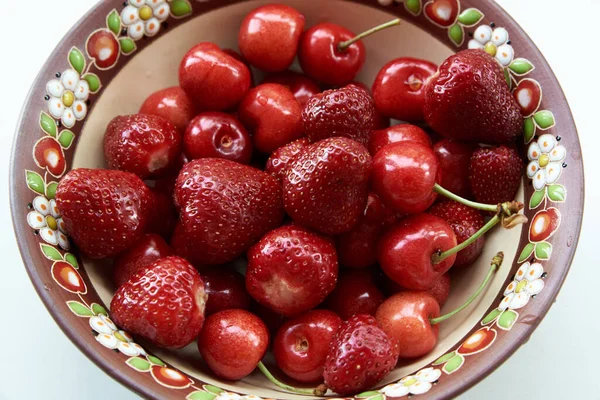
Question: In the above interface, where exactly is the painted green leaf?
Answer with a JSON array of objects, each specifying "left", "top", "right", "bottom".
[
  {"left": 405, "top": 0, "right": 422, "bottom": 15},
  {"left": 119, "top": 38, "right": 136, "bottom": 55},
  {"left": 83, "top": 73, "right": 101, "bottom": 93},
  {"left": 548, "top": 184, "right": 566, "bottom": 202},
  {"left": 481, "top": 308, "right": 502, "bottom": 325},
  {"left": 448, "top": 23, "right": 464, "bottom": 46},
  {"left": 524, "top": 117, "right": 536, "bottom": 144},
  {"left": 69, "top": 47, "right": 85, "bottom": 74},
  {"left": 170, "top": 0, "right": 192, "bottom": 17},
  {"left": 357, "top": 391, "right": 380, "bottom": 399},
  {"left": 107, "top": 9, "right": 121, "bottom": 36},
  {"left": 518, "top": 242, "right": 535, "bottom": 263},
  {"left": 535, "top": 241, "right": 552, "bottom": 260},
  {"left": 509, "top": 58, "right": 535, "bottom": 75},
  {"left": 203, "top": 385, "right": 224, "bottom": 395},
  {"left": 91, "top": 303, "right": 108, "bottom": 316},
  {"left": 457, "top": 8, "right": 484, "bottom": 26},
  {"left": 529, "top": 189, "right": 546, "bottom": 209},
  {"left": 433, "top": 351, "right": 456, "bottom": 366},
  {"left": 41, "top": 244, "right": 63, "bottom": 261},
  {"left": 65, "top": 253, "right": 79, "bottom": 269},
  {"left": 368, "top": 395, "right": 384, "bottom": 400},
  {"left": 40, "top": 112, "right": 57, "bottom": 137},
  {"left": 147, "top": 355, "right": 166, "bottom": 367},
  {"left": 503, "top": 68, "right": 512, "bottom": 90},
  {"left": 443, "top": 354, "right": 464, "bottom": 374},
  {"left": 533, "top": 110, "right": 555, "bottom": 130},
  {"left": 126, "top": 357, "right": 152, "bottom": 372},
  {"left": 45, "top": 181, "right": 58, "bottom": 199},
  {"left": 187, "top": 392, "right": 216, "bottom": 400},
  {"left": 67, "top": 300, "right": 94, "bottom": 317},
  {"left": 26, "top": 170, "right": 45, "bottom": 195},
  {"left": 497, "top": 309, "right": 518, "bottom": 330},
  {"left": 58, "top": 130, "right": 75, "bottom": 149}
]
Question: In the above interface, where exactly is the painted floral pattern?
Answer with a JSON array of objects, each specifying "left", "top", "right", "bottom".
[
  {"left": 527, "top": 134, "right": 566, "bottom": 190},
  {"left": 91, "top": 314, "right": 147, "bottom": 356},
  {"left": 500, "top": 262, "right": 545, "bottom": 310},
  {"left": 46, "top": 69, "right": 90, "bottom": 128},
  {"left": 468, "top": 26, "right": 513, "bottom": 66},
  {"left": 381, "top": 368, "right": 442, "bottom": 397},
  {"left": 121, "top": 0, "right": 170, "bottom": 39},
  {"left": 27, "top": 195, "right": 69, "bottom": 250}
]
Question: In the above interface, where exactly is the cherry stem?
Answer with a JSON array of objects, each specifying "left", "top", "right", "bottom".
[
  {"left": 257, "top": 361, "right": 327, "bottom": 396},
  {"left": 433, "top": 184, "right": 498, "bottom": 213},
  {"left": 430, "top": 252, "right": 504, "bottom": 325},
  {"left": 337, "top": 18, "right": 401, "bottom": 51}
]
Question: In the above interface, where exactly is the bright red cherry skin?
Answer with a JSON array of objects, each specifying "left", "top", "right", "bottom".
[
  {"left": 382, "top": 273, "right": 451, "bottom": 308},
  {"left": 238, "top": 83, "right": 304, "bottom": 154},
  {"left": 261, "top": 71, "right": 321, "bottom": 106},
  {"left": 372, "top": 57, "right": 438, "bottom": 123},
  {"left": 433, "top": 139, "right": 476, "bottom": 198},
  {"left": 179, "top": 42, "right": 251, "bottom": 111},
  {"left": 197, "top": 309, "right": 269, "bottom": 380},
  {"left": 325, "top": 270, "right": 385, "bottom": 320},
  {"left": 298, "top": 23, "right": 365, "bottom": 86},
  {"left": 184, "top": 112, "right": 253, "bottom": 164},
  {"left": 369, "top": 124, "right": 432, "bottom": 156},
  {"left": 376, "top": 291, "right": 440, "bottom": 358},
  {"left": 112, "top": 234, "right": 173, "bottom": 288},
  {"left": 273, "top": 310, "right": 342, "bottom": 383},
  {"left": 202, "top": 268, "right": 252, "bottom": 315},
  {"left": 238, "top": 4, "right": 305, "bottom": 73},
  {"left": 378, "top": 214, "right": 457, "bottom": 290},
  {"left": 139, "top": 87, "right": 195, "bottom": 133},
  {"left": 371, "top": 141, "right": 442, "bottom": 214}
]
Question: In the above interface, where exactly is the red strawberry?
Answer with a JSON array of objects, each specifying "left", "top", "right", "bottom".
[
  {"left": 146, "top": 189, "right": 177, "bottom": 239},
  {"left": 428, "top": 201, "right": 485, "bottom": 267},
  {"left": 110, "top": 256, "right": 207, "bottom": 348},
  {"left": 112, "top": 234, "right": 173, "bottom": 287},
  {"left": 173, "top": 158, "right": 284, "bottom": 265},
  {"left": 55, "top": 169, "right": 153, "bottom": 259},
  {"left": 469, "top": 145, "right": 523, "bottom": 205},
  {"left": 424, "top": 49, "right": 523, "bottom": 144},
  {"left": 302, "top": 86, "right": 376, "bottom": 147},
  {"left": 104, "top": 114, "right": 182, "bottom": 179},
  {"left": 283, "top": 137, "right": 371, "bottom": 235},
  {"left": 246, "top": 225, "right": 338, "bottom": 317},
  {"left": 323, "top": 314, "right": 399, "bottom": 395},
  {"left": 265, "top": 138, "right": 309, "bottom": 181}
]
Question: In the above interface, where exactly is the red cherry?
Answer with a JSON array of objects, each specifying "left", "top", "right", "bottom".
[
  {"left": 139, "top": 87, "right": 195, "bottom": 133},
  {"left": 382, "top": 273, "right": 451, "bottom": 308},
  {"left": 239, "top": 83, "right": 304, "bottom": 154},
  {"left": 239, "top": 4, "right": 305, "bottom": 72},
  {"left": 298, "top": 23, "right": 365, "bottom": 86},
  {"left": 86, "top": 30, "right": 119, "bottom": 69},
  {"left": 262, "top": 71, "right": 321, "bottom": 106},
  {"left": 376, "top": 291, "right": 440, "bottom": 358},
  {"left": 146, "top": 189, "right": 177, "bottom": 239},
  {"left": 529, "top": 207, "right": 561, "bottom": 242},
  {"left": 371, "top": 141, "right": 441, "bottom": 214},
  {"left": 33, "top": 137, "right": 66, "bottom": 177},
  {"left": 325, "top": 270, "right": 384, "bottom": 320},
  {"left": 222, "top": 48, "right": 255, "bottom": 86},
  {"left": 378, "top": 214, "right": 457, "bottom": 290},
  {"left": 202, "top": 268, "right": 252, "bottom": 315},
  {"left": 372, "top": 57, "right": 438, "bottom": 123},
  {"left": 252, "top": 301, "right": 287, "bottom": 336},
  {"left": 183, "top": 112, "right": 253, "bottom": 164},
  {"left": 198, "top": 309, "right": 269, "bottom": 380},
  {"left": 369, "top": 124, "right": 432, "bottom": 156},
  {"left": 433, "top": 139, "right": 476, "bottom": 199},
  {"left": 179, "top": 42, "right": 251, "bottom": 111},
  {"left": 112, "top": 234, "right": 173, "bottom": 287},
  {"left": 273, "top": 310, "right": 342, "bottom": 383}
]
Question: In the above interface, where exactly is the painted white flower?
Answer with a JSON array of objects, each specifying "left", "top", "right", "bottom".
[
  {"left": 46, "top": 69, "right": 89, "bottom": 128},
  {"left": 468, "top": 26, "right": 514, "bottom": 66},
  {"left": 380, "top": 367, "right": 441, "bottom": 397},
  {"left": 121, "top": 0, "right": 170, "bottom": 40},
  {"left": 90, "top": 314, "right": 146, "bottom": 356},
  {"left": 499, "top": 262, "right": 544, "bottom": 310},
  {"left": 27, "top": 195, "right": 69, "bottom": 250},
  {"left": 527, "top": 134, "right": 566, "bottom": 190}
]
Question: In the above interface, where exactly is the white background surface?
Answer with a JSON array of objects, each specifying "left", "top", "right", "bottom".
[{"left": 0, "top": 0, "right": 597, "bottom": 399}]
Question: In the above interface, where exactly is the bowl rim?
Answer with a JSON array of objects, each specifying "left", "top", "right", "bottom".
[{"left": 9, "top": 0, "right": 584, "bottom": 399}]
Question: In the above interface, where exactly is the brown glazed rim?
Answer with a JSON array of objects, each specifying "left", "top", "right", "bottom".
[{"left": 9, "top": 0, "right": 584, "bottom": 399}]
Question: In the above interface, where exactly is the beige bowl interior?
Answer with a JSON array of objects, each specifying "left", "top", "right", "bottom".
[{"left": 73, "top": 0, "right": 523, "bottom": 397}]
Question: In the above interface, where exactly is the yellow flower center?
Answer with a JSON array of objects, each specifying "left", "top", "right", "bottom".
[
  {"left": 539, "top": 153, "right": 550, "bottom": 168},
  {"left": 139, "top": 5, "right": 153, "bottom": 21},
  {"left": 484, "top": 42, "right": 497, "bottom": 57},
  {"left": 46, "top": 215, "right": 58, "bottom": 230},
  {"left": 515, "top": 280, "right": 528, "bottom": 294},
  {"left": 62, "top": 91, "right": 74, "bottom": 107},
  {"left": 403, "top": 377, "right": 418, "bottom": 387}
]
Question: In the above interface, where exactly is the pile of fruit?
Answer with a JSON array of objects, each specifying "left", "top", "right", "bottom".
[{"left": 54, "top": 4, "right": 528, "bottom": 396}]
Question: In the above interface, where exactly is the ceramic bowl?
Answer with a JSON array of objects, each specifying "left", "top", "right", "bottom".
[{"left": 9, "top": 0, "right": 584, "bottom": 399}]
